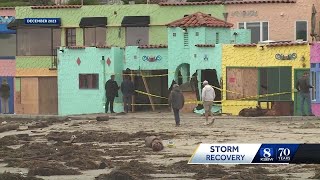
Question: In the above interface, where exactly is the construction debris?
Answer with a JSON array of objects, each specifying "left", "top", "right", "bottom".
[
  {"left": 145, "top": 136, "right": 164, "bottom": 151},
  {"left": 239, "top": 106, "right": 267, "bottom": 117}
]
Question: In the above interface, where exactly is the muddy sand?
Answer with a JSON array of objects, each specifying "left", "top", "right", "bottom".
[{"left": 0, "top": 112, "right": 320, "bottom": 179}]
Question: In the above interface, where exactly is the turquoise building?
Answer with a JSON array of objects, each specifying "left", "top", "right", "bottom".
[{"left": 58, "top": 12, "right": 250, "bottom": 115}]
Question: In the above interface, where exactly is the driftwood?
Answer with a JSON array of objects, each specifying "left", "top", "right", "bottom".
[
  {"left": 96, "top": 116, "right": 116, "bottom": 121},
  {"left": 145, "top": 136, "right": 164, "bottom": 151}
]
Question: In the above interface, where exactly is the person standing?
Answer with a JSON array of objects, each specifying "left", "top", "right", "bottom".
[
  {"left": 202, "top": 80, "right": 215, "bottom": 125},
  {"left": 0, "top": 79, "right": 10, "bottom": 114},
  {"left": 105, "top": 75, "right": 119, "bottom": 113},
  {"left": 296, "top": 72, "right": 315, "bottom": 116},
  {"left": 121, "top": 75, "right": 135, "bottom": 113},
  {"left": 168, "top": 84, "right": 185, "bottom": 127}
]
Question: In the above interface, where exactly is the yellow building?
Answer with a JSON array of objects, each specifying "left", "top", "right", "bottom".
[{"left": 222, "top": 42, "right": 310, "bottom": 116}]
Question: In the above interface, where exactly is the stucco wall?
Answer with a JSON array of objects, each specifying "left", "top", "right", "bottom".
[
  {"left": 57, "top": 47, "right": 123, "bottom": 115},
  {"left": 0, "top": 9, "right": 15, "bottom": 16},
  {"left": 15, "top": 5, "right": 225, "bottom": 47},
  {"left": 226, "top": 0, "right": 318, "bottom": 42},
  {"left": 0, "top": 60, "right": 15, "bottom": 76},
  {"left": 125, "top": 47, "right": 168, "bottom": 70},
  {"left": 222, "top": 44, "right": 310, "bottom": 115},
  {"left": 312, "top": 104, "right": 320, "bottom": 116},
  {"left": 15, "top": 56, "right": 56, "bottom": 77},
  {"left": 311, "top": 42, "right": 320, "bottom": 63}
]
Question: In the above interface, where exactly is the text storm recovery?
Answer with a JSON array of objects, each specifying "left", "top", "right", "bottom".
[{"left": 206, "top": 146, "right": 245, "bottom": 161}]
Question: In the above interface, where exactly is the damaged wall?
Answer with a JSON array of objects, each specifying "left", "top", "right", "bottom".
[
  {"left": 222, "top": 44, "right": 310, "bottom": 115},
  {"left": 57, "top": 47, "right": 123, "bottom": 115}
]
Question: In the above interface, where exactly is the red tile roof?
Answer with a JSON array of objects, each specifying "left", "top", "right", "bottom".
[
  {"left": 96, "top": 45, "right": 113, "bottom": 49},
  {"left": 159, "top": 0, "right": 296, "bottom": 6},
  {"left": 233, "top": 44, "right": 257, "bottom": 47},
  {"left": 159, "top": 1, "right": 223, "bottom": 6},
  {"left": 0, "top": 7, "right": 15, "bottom": 10},
  {"left": 266, "top": 42, "right": 308, "bottom": 47},
  {"left": 225, "top": 0, "right": 296, "bottom": 4},
  {"left": 138, "top": 44, "right": 168, "bottom": 49},
  {"left": 31, "top": 5, "right": 82, "bottom": 9},
  {"left": 195, "top": 44, "right": 215, "bottom": 47},
  {"left": 167, "top": 12, "right": 233, "bottom": 28},
  {"left": 66, "top": 46, "right": 85, "bottom": 49}
]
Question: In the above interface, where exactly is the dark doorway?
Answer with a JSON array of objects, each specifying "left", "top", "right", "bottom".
[
  {"left": 201, "top": 69, "right": 221, "bottom": 102},
  {"left": 124, "top": 70, "right": 168, "bottom": 112}
]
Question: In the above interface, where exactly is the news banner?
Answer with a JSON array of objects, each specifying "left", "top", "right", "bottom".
[{"left": 188, "top": 144, "right": 320, "bottom": 164}]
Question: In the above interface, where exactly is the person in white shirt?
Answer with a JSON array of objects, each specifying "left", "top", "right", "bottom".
[{"left": 202, "top": 80, "right": 215, "bottom": 125}]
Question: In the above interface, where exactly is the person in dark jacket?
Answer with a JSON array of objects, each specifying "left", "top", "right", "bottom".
[
  {"left": 105, "top": 75, "right": 119, "bottom": 113},
  {"left": 296, "top": 72, "right": 315, "bottom": 116},
  {"left": 168, "top": 84, "right": 185, "bottom": 127},
  {"left": 0, "top": 78, "right": 10, "bottom": 114},
  {"left": 121, "top": 76, "right": 135, "bottom": 113}
]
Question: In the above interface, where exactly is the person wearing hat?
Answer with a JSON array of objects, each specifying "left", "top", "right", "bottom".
[
  {"left": 0, "top": 78, "right": 10, "bottom": 114},
  {"left": 168, "top": 84, "right": 185, "bottom": 127},
  {"left": 202, "top": 80, "right": 215, "bottom": 125}
]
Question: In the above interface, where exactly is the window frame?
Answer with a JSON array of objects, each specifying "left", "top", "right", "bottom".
[
  {"left": 125, "top": 27, "right": 149, "bottom": 46},
  {"left": 79, "top": 74, "right": 99, "bottom": 90},
  {"left": 258, "top": 66, "right": 292, "bottom": 102},
  {"left": 311, "top": 63, "right": 320, "bottom": 103},
  {"left": 83, "top": 27, "right": 106, "bottom": 47},
  {"left": 225, "top": 67, "right": 259, "bottom": 101},
  {"left": 66, "top": 28, "right": 76, "bottom": 47},
  {"left": 295, "top": 20, "right": 308, "bottom": 41},
  {"left": 0, "top": 33, "right": 16, "bottom": 57},
  {"left": 238, "top": 21, "right": 269, "bottom": 43},
  {"left": 16, "top": 27, "right": 61, "bottom": 56}
]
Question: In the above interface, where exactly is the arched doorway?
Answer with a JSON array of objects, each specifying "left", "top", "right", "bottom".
[{"left": 175, "top": 63, "right": 190, "bottom": 85}]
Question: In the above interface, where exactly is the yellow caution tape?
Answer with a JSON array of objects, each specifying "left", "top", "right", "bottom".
[{"left": 134, "top": 90, "right": 169, "bottom": 99}]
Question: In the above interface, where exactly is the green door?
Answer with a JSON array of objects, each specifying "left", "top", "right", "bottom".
[{"left": 294, "top": 69, "right": 310, "bottom": 115}]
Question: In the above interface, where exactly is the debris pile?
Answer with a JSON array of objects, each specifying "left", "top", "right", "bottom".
[
  {"left": 145, "top": 136, "right": 164, "bottom": 151},
  {"left": 239, "top": 106, "right": 267, "bottom": 117}
]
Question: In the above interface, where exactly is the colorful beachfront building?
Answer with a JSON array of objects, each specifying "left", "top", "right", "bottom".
[
  {"left": 0, "top": 7, "right": 16, "bottom": 114},
  {"left": 222, "top": 42, "right": 310, "bottom": 116},
  {"left": 6, "top": 0, "right": 319, "bottom": 115},
  {"left": 57, "top": 12, "right": 250, "bottom": 115},
  {"left": 226, "top": 0, "right": 320, "bottom": 43},
  {"left": 9, "top": 3, "right": 227, "bottom": 115},
  {"left": 310, "top": 42, "right": 320, "bottom": 116}
]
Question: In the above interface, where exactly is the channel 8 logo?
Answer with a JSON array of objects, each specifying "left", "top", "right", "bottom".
[
  {"left": 277, "top": 148, "right": 291, "bottom": 161},
  {"left": 259, "top": 148, "right": 274, "bottom": 162}
]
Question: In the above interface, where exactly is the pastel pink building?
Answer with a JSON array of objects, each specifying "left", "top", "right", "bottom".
[
  {"left": 226, "top": 0, "right": 320, "bottom": 43},
  {"left": 310, "top": 42, "right": 320, "bottom": 116},
  {"left": 0, "top": 7, "right": 16, "bottom": 114}
]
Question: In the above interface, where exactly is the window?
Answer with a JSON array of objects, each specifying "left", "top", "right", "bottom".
[
  {"left": 226, "top": 68, "right": 258, "bottom": 100},
  {"left": 125, "top": 27, "right": 149, "bottom": 46},
  {"left": 311, "top": 63, "right": 320, "bottom": 102},
  {"left": 79, "top": 74, "right": 99, "bottom": 89},
  {"left": 66, "top": 28, "right": 76, "bottom": 46},
  {"left": 259, "top": 67, "right": 292, "bottom": 101},
  {"left": 238, "top": 22, "right": 269, "bottom": 43},
  {"left": 183, "top": 32, "right": 189, "bottom": 48},
  {"left": 84, "top": 27, "right": 106, "bottom": 46},
  {"left": 216, "top": 32, "right": 219, "bottom": 44},
  {"left": 17, "top": 28, "right": 61, "bottom": 56},
  {"left": 296, "top": 21, "right": 307, "bottom": 41},
  {"left": 0, "top": 34, "right": 16, "bottom": 57}
]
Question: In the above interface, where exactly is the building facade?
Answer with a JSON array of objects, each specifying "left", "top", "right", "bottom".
[
  {"left": 310, "top": 42, "right": 320, "bottom": 116},
  {"left": 57, "top": 12, "right": 250, "bottom": 115},
  {"left": 0, "top": 7, "right": 16, "bottom": 114},
  {"left": 226, "top": 0, "right": 320, "bottom": 43},
  {"left": 222, "top": 42, "right": 310, "bottom": 115}
]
